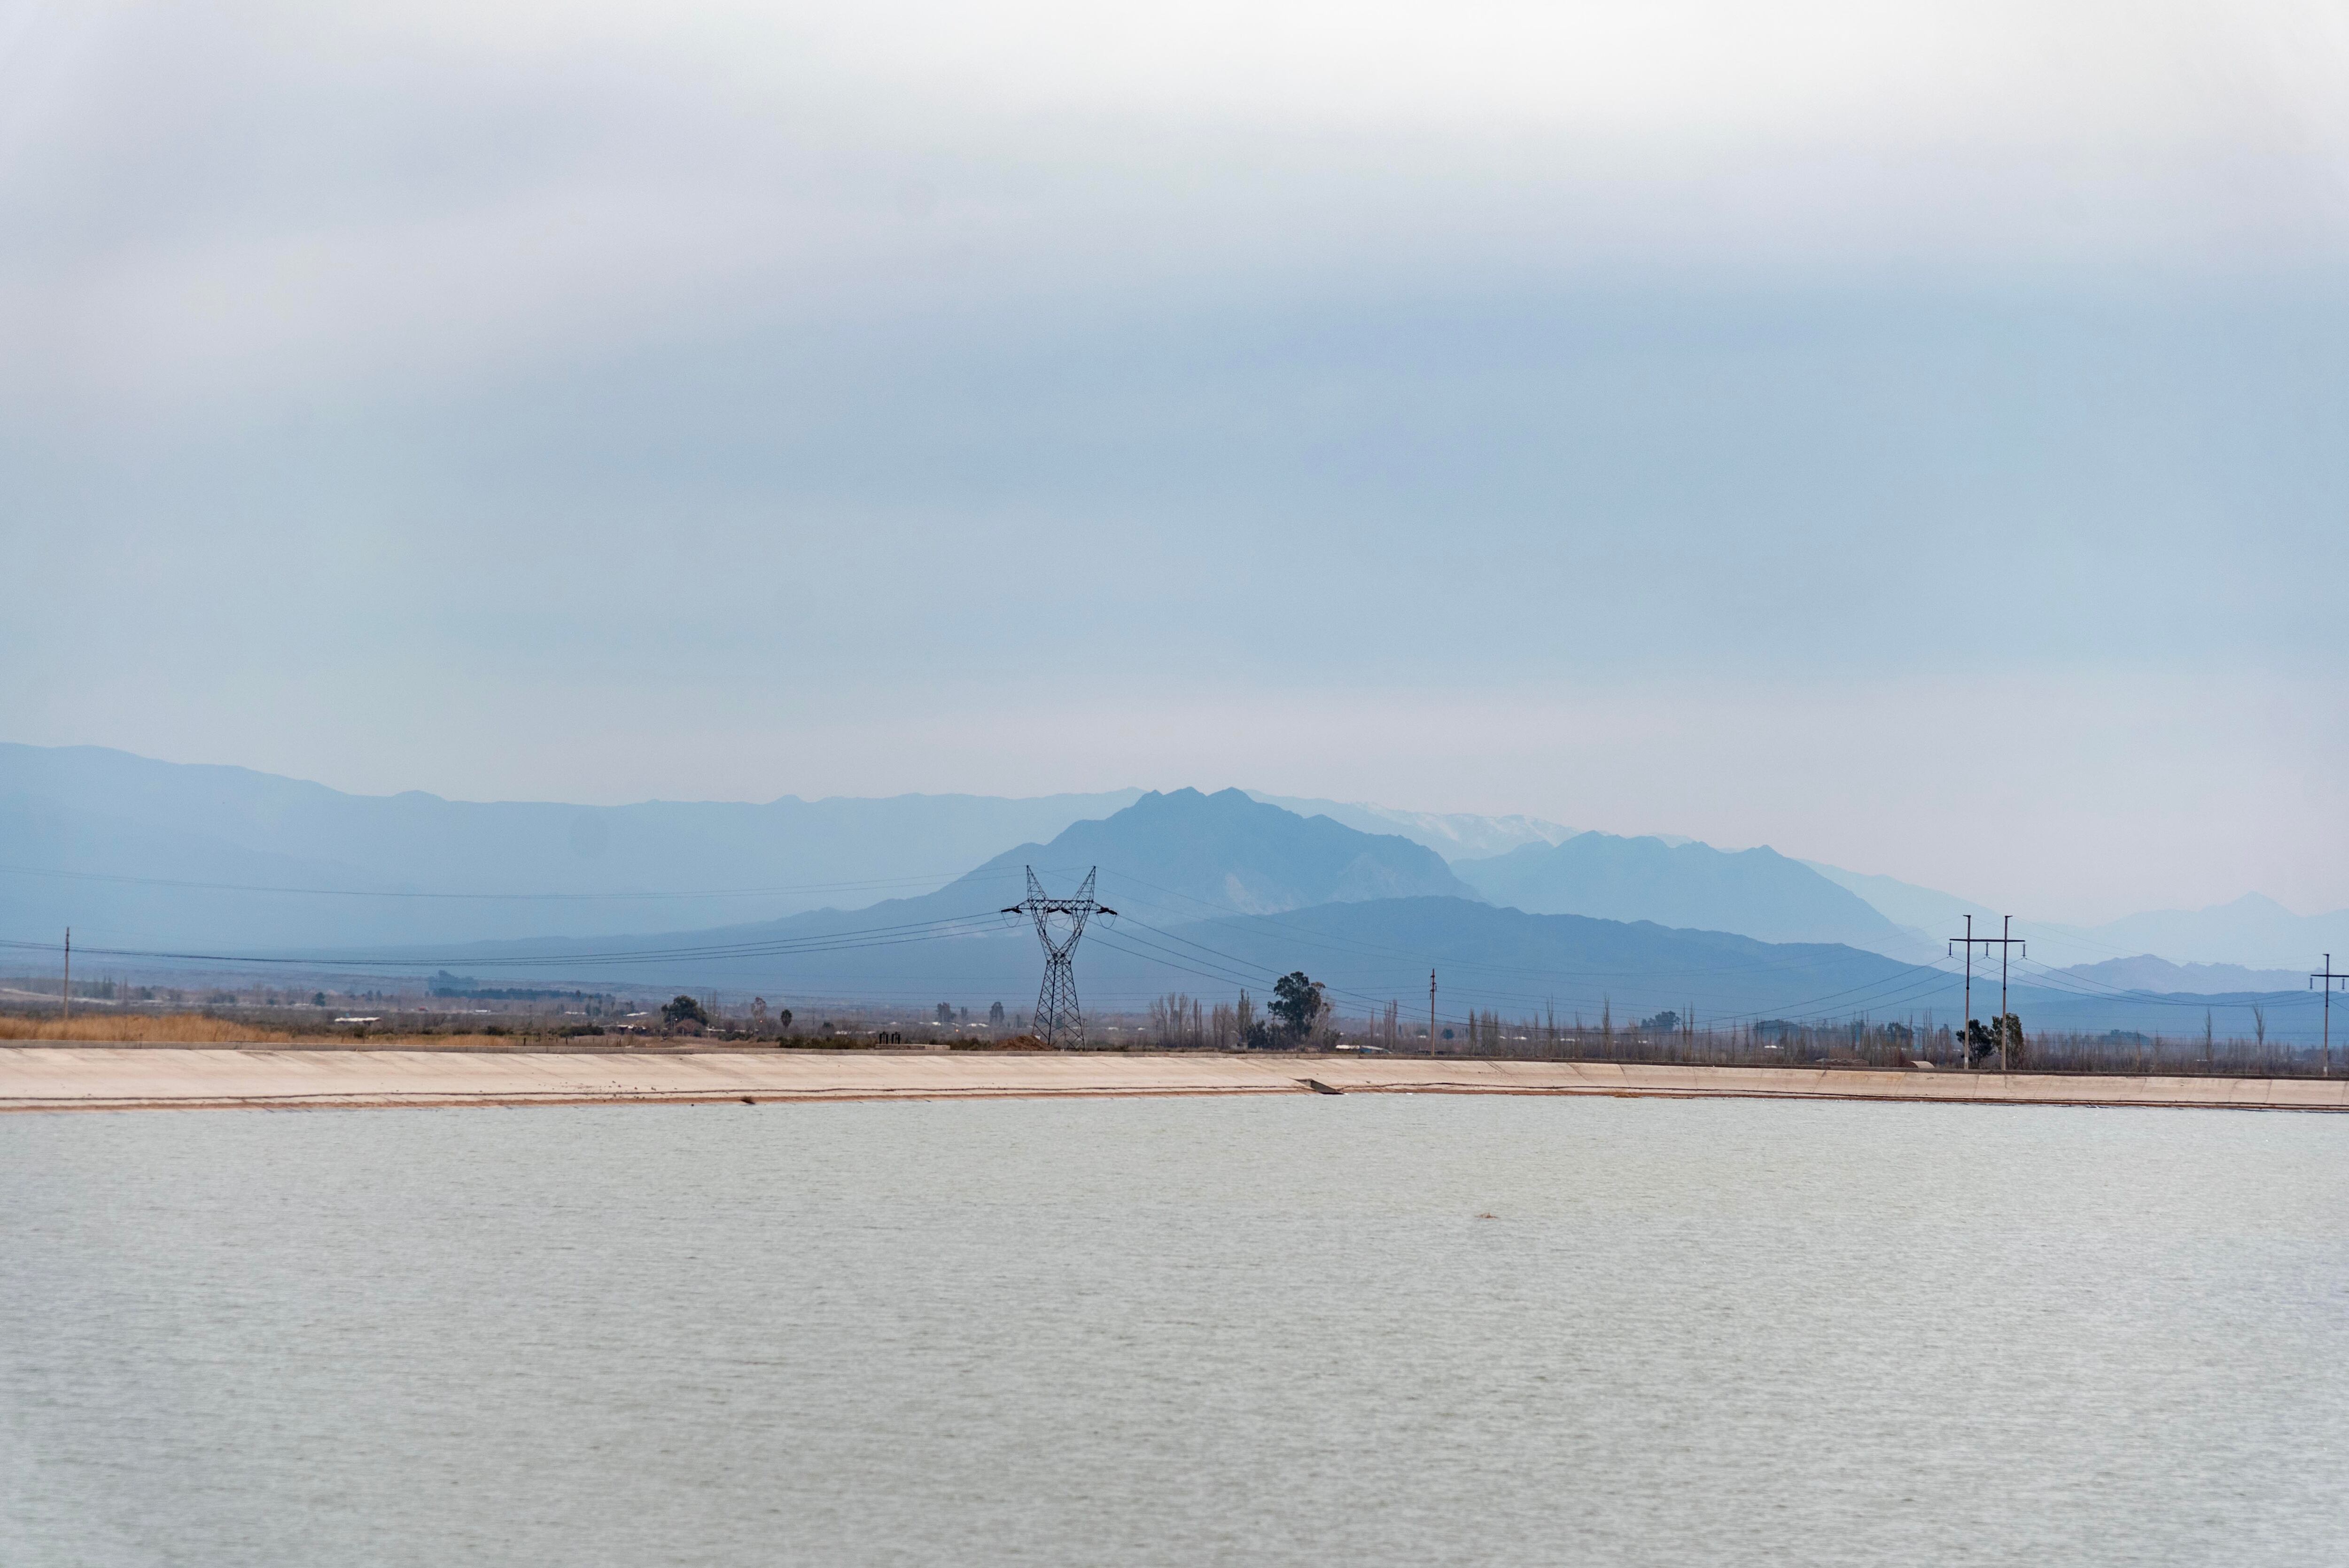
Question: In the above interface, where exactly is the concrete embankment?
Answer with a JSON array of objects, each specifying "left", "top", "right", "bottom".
[{"left": 2, "top": 1048, "right": 2345, "bottom": 1113}]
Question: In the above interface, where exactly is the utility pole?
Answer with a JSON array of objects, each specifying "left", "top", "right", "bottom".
[
  {"left": 2314, "top": 955, "right": 2348, "bottom": 1079},
  {"left": 62, "top": 928, "right": 70, "bottom": 1025},
  {"left": 1429, "top": 969, "right": 1438, "bottom": 1055},
  {"left": 1992, "top": 916, "right": 2024, "bottom": 1072},
  {"left": 1948, "top": 915, "right": 1983, "bottom": 1071},
  {"left": 1946, "top": 915, "right": 2027, "bottom": 1071}
]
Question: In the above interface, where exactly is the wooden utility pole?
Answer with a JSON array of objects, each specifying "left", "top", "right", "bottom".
[
  {"left": 62, "top": 928, "right": 70, "bottom": 1025},
  {"left": 1429, "top": 969, "right": 1438, "bottom": 1055},
  {"left": 2314, "top": 955, "right": 2348, "bottom": 1079}
]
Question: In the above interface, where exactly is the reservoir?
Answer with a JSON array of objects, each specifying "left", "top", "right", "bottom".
[{"left": 4, "top": 1095, "right": 2344, "bottom": 1566}]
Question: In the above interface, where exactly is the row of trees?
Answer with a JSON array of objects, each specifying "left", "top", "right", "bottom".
[
  {"left": 660, "top": 995, "right": 794, "bottom": 1034},
  {"left": 647, "top": 986, "right": 2324, "bottom": 1074},
  {"left": 1142, "top": 974, "right": 1329, "bottom": 1049}
]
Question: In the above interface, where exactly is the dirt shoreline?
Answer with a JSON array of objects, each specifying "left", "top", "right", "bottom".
[{"left": 4, "top": 1047, "right": 2346, "bottom": 1113}]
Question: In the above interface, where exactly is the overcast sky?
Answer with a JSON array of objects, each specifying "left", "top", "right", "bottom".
[{"left": 3, "top": 0, "right": 2346, "bottom": 922}]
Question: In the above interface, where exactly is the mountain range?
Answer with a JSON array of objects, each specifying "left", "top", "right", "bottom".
[
  {"left": 980, "top": 788, "right": 1475, "bottom": 916},
  {"left": 4, "top": 743, "right": 2341, "bottom": 994},
  {"left": 334, "top": 799, "right": 2339, "bottom": 1042},
  {"left": 0, "top": 743, "right": 1138, "bottom": 948},
  {"left": 1454, "top": 834, "right": 1927, "bottom": 958},
  {"left": 2050, "top": 955, "right": 2309, "bottom": 994},
  {"left": 1244, "top": 794, "right": 1578, "bottom": 861}
]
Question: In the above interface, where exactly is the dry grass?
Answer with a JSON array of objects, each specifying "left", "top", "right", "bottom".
[
  {"left": 0, "top": 1015, "right": 711, "bottom": 1050},
  {"left": 0, "top": 1012, "right": 308, "bottom": 1044}
]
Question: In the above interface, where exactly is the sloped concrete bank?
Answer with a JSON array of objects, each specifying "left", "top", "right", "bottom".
[{"left": 3, "top": 1048, "right": 2346, "bottom": 1113}]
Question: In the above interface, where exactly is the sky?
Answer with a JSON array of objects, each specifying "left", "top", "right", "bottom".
[{"left": 2, "top": 0, "right": 2346, "bottom": 924}]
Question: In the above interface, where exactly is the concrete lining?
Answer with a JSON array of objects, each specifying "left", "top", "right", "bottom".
[{"left": 4, "top": 1048, "right": 2345, "bottom": 1113}]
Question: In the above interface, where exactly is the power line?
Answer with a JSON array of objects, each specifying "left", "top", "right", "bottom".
[
  {"left": 2008, "top": 955, "right": 2320, "bottom": 1012},
  {"left": 0, "top": 861, "right": 1056, "bottom": 903},
  {"left": 0, "top": 909, "right": 1017, "bottom": 973},
  {"left": 1097, "top": 871, "right": 1883, "bottom": 984}
]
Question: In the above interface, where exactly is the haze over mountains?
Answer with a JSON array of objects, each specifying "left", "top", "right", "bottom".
[
  {"left": 1454, "top": 834, "right": 1927, "bottom": 958},
  {"left": 313, "top": 784, "right": 1472, "bottom": 970},
  {"left": 2055, "top": 955, "right": 2308, "bottom": 995},
  {"left": 972, "top": 789, "right": 1475, "bottom": 916},
  {"left": 1795, "top": 858, "right": 2349, "bottom": 974},
  {"left": 1244, "top": 795, "right": 1578, "bottom": 862},
  {"left": 441, "top": 889, "right": 1927, "bottom": 1028},
  {"left": 352, "top": 794, "right": 2339, "bottom": 1044},
  {"left": 0, "top": 744, "right": 1141, "bottom": 947},
  {"left": 4, "top": 745, "right": 2342, "bottom": 1002}
]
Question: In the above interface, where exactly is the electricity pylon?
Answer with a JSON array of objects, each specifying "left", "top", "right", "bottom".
[{"left": 1004, "top": 867, "right": 1115, "bottom": 1047}]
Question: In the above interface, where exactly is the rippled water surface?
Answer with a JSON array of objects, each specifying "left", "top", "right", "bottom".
[{"left": 4, "top": 1095, "right": 2345, "bottom": 1566}]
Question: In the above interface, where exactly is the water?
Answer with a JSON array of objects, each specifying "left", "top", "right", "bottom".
[{"left": 3, "top": 1095, "right": 2344, "bottom": 1567}]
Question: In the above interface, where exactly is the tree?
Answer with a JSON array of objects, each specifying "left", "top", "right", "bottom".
[
  {"left": 1969, "top": 1013, "right": 2026, "bottom": 1068},
  {"left": 663, "top": 994, "right": 708, "bottom": 1027},
  {"left": 1270, "top": 971, "right": 1324, "bottom": 1041}
]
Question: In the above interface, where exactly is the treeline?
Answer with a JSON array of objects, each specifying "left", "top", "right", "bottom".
[{"left": 1122, "top": 994, "right": 2341, "bottom": 1077}]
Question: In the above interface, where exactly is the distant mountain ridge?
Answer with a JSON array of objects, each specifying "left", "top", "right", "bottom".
[
  {"left": 233, "top": 785, "right": 1470, "bottom": 964},
  {"left": 2053, "top": 955, "right": 2308, "bottom": 994},
  {"left": 2079, "top": 894, "right": 2349, "bottom": 973},
  {"left": 8, "top": 741, "right": 2338, "bottom": 979},
  {"left": 333, "top": 891, "right": 2345, "bottom": 1045},
  {"left": 0, "top": 743, "right": 1141, "bottom": 948},
  {"left": 956, "top": 788, "right": 1476, "bottom": 917},
  {"left": 282, "top": 790, "right": 1487, "bottom": 998},
  {"left": 1455, "top": 833, "right": 1928, "bottom": 959},
  {"left": 1798, "top": 860, "right": 1995, "bottom": 937},
  {"left": 1245, "top": 794, "right": 1577, "bottom": 861},
  {"left": 1800, "top": 860, "right": 2349, "bottom": 972}
]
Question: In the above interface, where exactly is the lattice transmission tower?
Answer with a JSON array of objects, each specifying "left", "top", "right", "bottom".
[{"left": 1004, "top": 866, "right": 1115, "bottom": 1046}]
